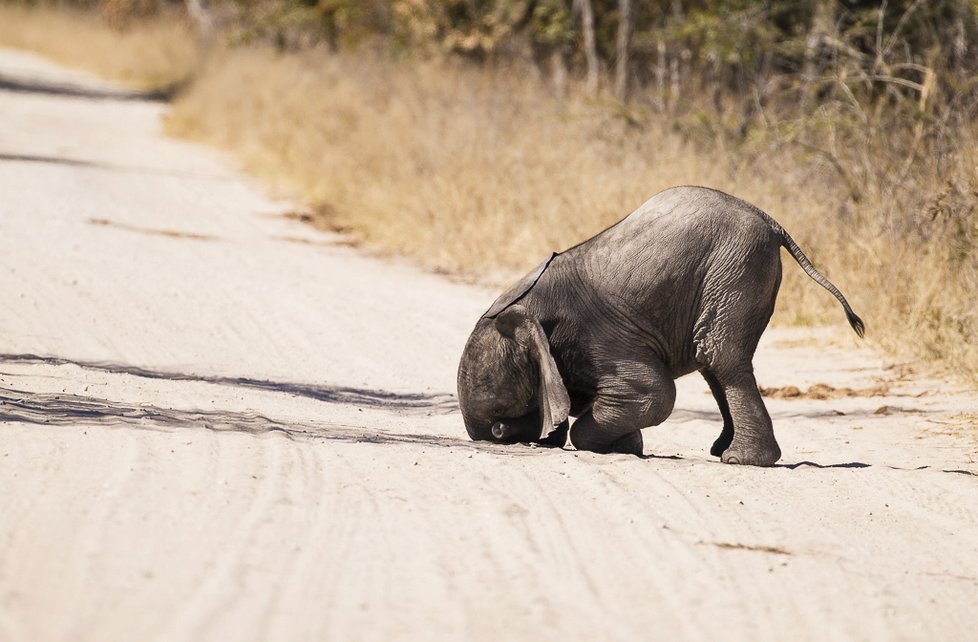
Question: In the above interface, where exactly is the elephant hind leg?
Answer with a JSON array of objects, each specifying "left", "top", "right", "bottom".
[
  {"left": 694, "top": 270, "right": 781, "bottom": 465},
  {"left": 569, "top": 357, "right": 675, "bottom": 457},
  {"left": 695, "top": 315, "right": 781, "bottom": 465},
  {"left": 711, "top": 368, "right": 780, "bottom": 466}
]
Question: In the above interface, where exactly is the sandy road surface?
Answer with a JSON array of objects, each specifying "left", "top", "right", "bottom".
[{"left": 1, "top": 48, "right": 977, "bottom": 642}]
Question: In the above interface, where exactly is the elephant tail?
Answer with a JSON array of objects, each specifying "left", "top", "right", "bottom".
[{"left": 777, "top": 228, "right": 866, "bottom": 338}]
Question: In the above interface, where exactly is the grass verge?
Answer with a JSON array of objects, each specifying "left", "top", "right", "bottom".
[
  {"left": 2, "top": 5, "right": 972, "bottom": 380},
  {"left": 0, "top": 4, "right": 198, "bottom": 91},
  {"left": 164, "top": 47, "right": 977, "bottom": 379}
]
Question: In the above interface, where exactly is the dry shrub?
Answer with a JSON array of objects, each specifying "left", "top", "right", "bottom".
[
  {"left": 0, "top": 4, "right": 199, "bottom": 91},
  {"left": 165, "top": 47, "right": 974, "bottom": 380},
  {"left": 768, "top": 106, "right": 978, "bottom": 376}
]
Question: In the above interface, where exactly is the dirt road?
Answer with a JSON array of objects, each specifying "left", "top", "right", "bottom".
[{"left": 1, "top": 48, "right": 976, "bottom": 642}]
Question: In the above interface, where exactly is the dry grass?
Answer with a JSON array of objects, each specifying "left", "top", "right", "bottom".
[
  {"left": 163, "top": 50, "right": 835, "bottom": 280},
  {"left": 0, "top": 4, "right": 198, "bottom": 91},
  {"left": 164, "top": 46, "right": 978, "bottom": 379},
  {"left": 2, "top": 2, "right": 973, "bottom": 378}
]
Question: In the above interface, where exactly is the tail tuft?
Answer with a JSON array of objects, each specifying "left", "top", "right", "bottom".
[{"left": 846, "top": 310, "right": 866, "bottom": 338}]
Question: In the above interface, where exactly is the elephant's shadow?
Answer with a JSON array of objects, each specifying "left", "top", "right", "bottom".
[
  {"left": 636, "top": 453, "right": 976, "bottom": 477},
  {"left": 778, "top": 460, "right": 976, "bottom": 476}
]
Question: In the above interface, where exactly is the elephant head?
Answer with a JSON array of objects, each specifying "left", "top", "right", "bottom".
[{"left": 457, "top": 303, "right": 570, "bottom": 444}]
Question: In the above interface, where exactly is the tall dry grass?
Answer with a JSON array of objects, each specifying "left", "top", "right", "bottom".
[
  {"left": 0, "top": 4, "right": 198, "bottom": 91},
  {"left": 166, "top": 47, "right": 978, "bottom": 379},
  {"left": 162, "top": 49, "right": 827, "bottom": 275}
]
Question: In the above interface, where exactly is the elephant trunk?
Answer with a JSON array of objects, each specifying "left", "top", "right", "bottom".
[
  {"left": 489, "top": 413, "right": 541, "bottom": 443},
  {"left": 491, "top": 421, "right": 511, "bottom": 440}
]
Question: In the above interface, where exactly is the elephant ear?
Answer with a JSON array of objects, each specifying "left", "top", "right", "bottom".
[
  {"left": 494, "top": 305, "right": 570, "bottom": 440},
  {"left": 483, "top": 253, "right": 558, "bottom": 319}
]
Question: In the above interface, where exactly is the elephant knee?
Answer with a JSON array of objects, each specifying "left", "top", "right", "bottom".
[
  {"left": 591, "top": 390, "right": 674, "bottom": 431},
  {"left": 639, "top": 394, "right": 675, "bottom": 427},
  {"left": 621, "top": 388, "right": 675, "bottom": 429}
]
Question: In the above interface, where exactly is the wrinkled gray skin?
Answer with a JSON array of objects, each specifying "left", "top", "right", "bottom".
[{"left": 457, "top": 186, "right": 865, "bottom": 466}]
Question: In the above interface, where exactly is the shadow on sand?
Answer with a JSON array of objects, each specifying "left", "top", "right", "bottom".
[
  {"left": 0, "top": 384, "right": 559, "bottom": 458},
  {"left": 2, "top": 353, "right": 975, "bottom": 473},
  {"left": 779, "top": 459, "right": 977, "bottom": 476},
  {"left": 3, "top": 382, "right": 974, "bottom": 473},
  {"left": 0, "top": 384, "right": 472, "bottom": 447},
  {"left": 0, "top": 73, "right": 175, "bottom": 102},
  {"left": 0, "top": 353, "right": 457, "bottom": 412},
  {"left": 0, "top": 352, "right": 546, "bottom": 455},
  {"left": 637, "top": 453, "right": 975, "bottom": 476},
  {"left": 0, "top": 152, "right": 234, "bottom": 182}
]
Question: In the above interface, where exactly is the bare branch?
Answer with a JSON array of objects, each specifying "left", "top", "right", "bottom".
[{"left": 614, "top": 0, "right": 631, "bottom": 101}]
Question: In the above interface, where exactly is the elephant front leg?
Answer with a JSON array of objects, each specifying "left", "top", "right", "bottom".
[
  {"left": 569, "top": 409, "right": 644, "bottom": 456},
  {"left": 537, "top": 419, "right": 569, "bottom": 448},
  {"left": 713, "top": 369, "right": 781, "bottom": 466},
  {"left": 569, "top": 359, "right": 676, "bottom": 457}
]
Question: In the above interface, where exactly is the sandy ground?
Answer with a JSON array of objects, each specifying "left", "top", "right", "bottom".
[{"left": 1, "top": 48, "right": 977, "bottom": 642}]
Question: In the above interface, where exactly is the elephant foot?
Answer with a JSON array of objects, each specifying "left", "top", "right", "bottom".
[
  {"left": 609, "top": 430, "right": 644, "bottom": 456},
  {"left": 537, "top": 420, "right": 569, "bottom": 448},
  {"left": 720, "top": 438, "right": 781, "bottom": 467},
  {"left": 571, "top": 428, "right": 643, "bottom": 456}
]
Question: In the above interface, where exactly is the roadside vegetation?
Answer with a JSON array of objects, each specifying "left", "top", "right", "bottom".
[
  {"left": 3, "top": 1, "right": 977, "bottom": 379},
  {"left": 0, "top": 2, "right": 197, "bottom": 91}
]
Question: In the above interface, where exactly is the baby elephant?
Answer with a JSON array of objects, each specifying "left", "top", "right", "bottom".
[{"left": 457, "top": 186, "right": 864, "bottom": 466}]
